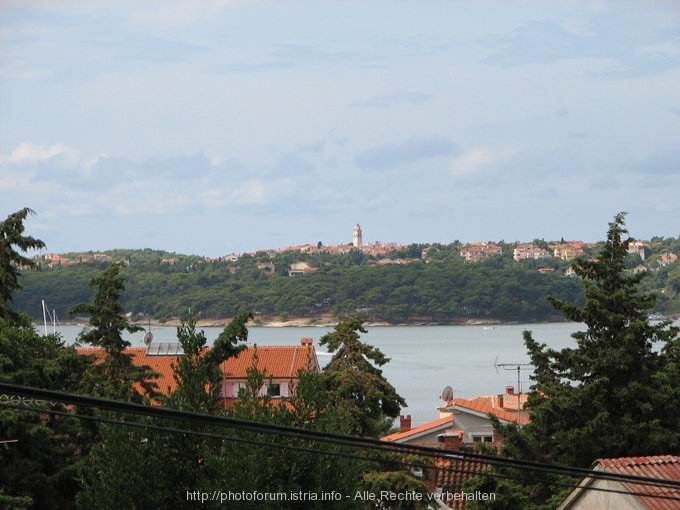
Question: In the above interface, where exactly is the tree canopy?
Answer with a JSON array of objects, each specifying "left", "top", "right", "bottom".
[
  {"left": 467, "top": 213, "right": 680, "bottom": 509},
  {"left": 320, "top": 317, "right": 406, "bottom": 437},
  {"left": 0, "top": 208, "right": 45, "bottom": 324},
  {"left": 67, "top": 262, "right": 156, "bottom": 402}
]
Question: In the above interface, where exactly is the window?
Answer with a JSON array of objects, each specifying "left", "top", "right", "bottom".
[
  {"left": 232, "top": 382, "right": 245, "bottom": 398},
  {"left": 472, "top": 435, "right": 493, "bottom": 443},
  {"left": 268, "top": 383, "right": 281, "bottom": 397}
]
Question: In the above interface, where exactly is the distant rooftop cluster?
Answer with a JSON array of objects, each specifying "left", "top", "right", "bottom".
[{"left": 42, "top": 252, "right": 112, "bottom": 268}]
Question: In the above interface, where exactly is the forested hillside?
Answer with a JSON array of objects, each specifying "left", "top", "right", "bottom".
[{"left": 13, "top": 238, "right": 680, "bottom": 324}]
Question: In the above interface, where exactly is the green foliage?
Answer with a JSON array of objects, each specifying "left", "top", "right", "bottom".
[
  {"left": 0, "top": 208, "right": 45, "bottom": 323},
  {"left": 13, "top": 244, "right": 587, "bottom": 324},
  {"left": 466, "top": 213, "right": 680, "bottom": 509},
  {"left": 168, "top": 311, "right": 251, "bottom": 412},
  {"left": 67, "top": 262, "right": 155, "bottom": 402},
  {"left": 77, "top": 312, "right": 253, "bottom": 509},
  {"left": 0, "top": 318, "right": 93, "bottom": 509},
  {"left": 320, "top": 317, "right": 406, "bottom": 437}
]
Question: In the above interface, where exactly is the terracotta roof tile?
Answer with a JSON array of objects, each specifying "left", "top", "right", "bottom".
[
  {"left": 449, "top": 398, "right": 529, "bottom": 424},
  {"left": 597, "top": 456, "right": 680, "bottom": 510},
  {"left": 435, "top": 457, "right": 487, "bottom": 509},
  {"left": 381, "top": 416, "right": 453, "bottom": 442},
  {"left": 77, "top": 345, "right": 319, "bottom": 397}
]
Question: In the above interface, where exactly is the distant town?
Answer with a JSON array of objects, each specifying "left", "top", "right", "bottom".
[{"left": 38, "top": 223, "right": 678, "bottom": 278}]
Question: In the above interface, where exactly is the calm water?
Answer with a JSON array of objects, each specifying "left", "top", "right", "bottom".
[{"left": 46, "top": 321, "right": 679, "bottom": 426}]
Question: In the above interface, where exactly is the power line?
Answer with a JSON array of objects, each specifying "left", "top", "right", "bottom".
[
  {"left": 2, "top": 383, "right": 680, "bottom": 497},
  {"left": 2, "top": 401, "right": 679, "bottom": 503}
]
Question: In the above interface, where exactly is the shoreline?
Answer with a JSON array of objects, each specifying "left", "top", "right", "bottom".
[{"left": 40, "top": 313, "right": 678, "bottom": 329}]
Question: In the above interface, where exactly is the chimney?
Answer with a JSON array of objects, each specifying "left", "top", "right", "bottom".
[
  {"left": 443, "top": 432, "right": 463, "bottom": 451},
  {"left": 498, "top": 394, "right": 504, "bottom": 409},
  {"left": 301, "top": 338, "right": 313, "bottom": 346},
  {"left": 506, "top": 385, "right": 515, "bottom": 395},
  {"left": 400, "top": 415, "right": 412, "bottom": 433}
]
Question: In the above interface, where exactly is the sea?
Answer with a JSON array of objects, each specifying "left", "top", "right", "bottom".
[{"left": 46, "top": 320, "right": 679, "bottom": 426}]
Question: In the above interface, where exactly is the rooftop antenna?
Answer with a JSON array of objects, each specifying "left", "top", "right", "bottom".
[
  {"left": 143, "top": 318, "right": 153, "bottom": 349},
  {"left": 440, "top": 385, "right": 453, "bottom": 402},
  {"left": 494, "top": 357, "right": 534, "bottom": 424}
]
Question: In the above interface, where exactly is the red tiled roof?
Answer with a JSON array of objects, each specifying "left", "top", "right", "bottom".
[
  {"left": 435, "top": 457, "right": 487, "bottom": 509},
  {"left": 449, "top": 398, "right": 529, "bottom": 424},
  {"left": 381, "top": 416, "right": 453, "bottom": 442},
  {"left": 220, "top": 345, "right": 318, "bottom": 379},
  {"left": 77, "top": 344, "right": 319, "bottom": 397},
  {"left": 78, "top": 347, "right": 180, "bottom": 395},
  {"left": 597, "top": 456, "right": 680, "bottom": 510}
]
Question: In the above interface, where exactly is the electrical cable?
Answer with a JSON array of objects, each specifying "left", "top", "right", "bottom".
[
  {"left": 2, "top": 383, "right": 680, "bottom": 501},
  {"left": 2, "top": 401, "right": 679, "bottom": 503},
  {"left": 2, "top": 382, "right": 679, "bottom": 491}
]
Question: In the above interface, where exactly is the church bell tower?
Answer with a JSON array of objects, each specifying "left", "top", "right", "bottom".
[{"left": 353, "top": 224, "right": 362, "bottom": 247}]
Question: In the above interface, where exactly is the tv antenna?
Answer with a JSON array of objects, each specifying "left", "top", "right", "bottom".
[
  {"left": 143, "top": 317, "right": 153, "bottom": 347},
  {"left": 494, "top": 357, "right": 534, "bottom": 425},
  {"left": 440, "top": 386, "right": 453, "bottom": 402}
]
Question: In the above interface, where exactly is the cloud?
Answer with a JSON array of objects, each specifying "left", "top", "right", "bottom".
[
  {"left": 450, "top": 148, "right": 496, "bottom": 178},
  {"left": 353, "top": 135, "right": 459, "bottom": 170},
  {"left": 0, "top": 142, "right": 75, "bottom": 164},
  {"left": 534, "top": 187, "right": 559, "bottom": 200},
  {"left": 481, "top": 21, "right": 591, "bottom": 67},
  {"left": 630, "top": 144, "right": 680, "bottom": 188},
  {"left": 348, "top": 88, "right": 432, "bottom": 109},
  {"left": 218, "top": 45, "right": 360, "bottom": 74},
  {"left": 270, "top": 152, "right": 315, "bottom": 177},
  {"left": 482, "top": 18, "right": 680, "bottom": 79}
]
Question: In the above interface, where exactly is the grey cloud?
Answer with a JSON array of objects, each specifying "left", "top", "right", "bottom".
[
  {"left": 218, "top": 45, "right": 359, "bottom": 74},
  {"left": 671, "top": 107, "right": 680, "bottom": 118},
  {"left": 482, "top": 19, "right": 680, "bottom": 79},
  {"left": 631, "top": 145, "right": 680, "bottom": 187},
  {"left": 348, "top": 88, "right": 432, "bottom": 109},
  {"left": 481, "top": 21, "right": 590, "bottom": 67},
  {"left": 140, "top": 153, "right": 214, "bottom": 180},
  {"left": 534, "top": 187, "right": 559, "bottom": 200},
  {"left": 354, "top": 135, "right": 459, "bottom": 170},
  {"left": 270, "top": 152, "right": 315, "bottom": 177}
]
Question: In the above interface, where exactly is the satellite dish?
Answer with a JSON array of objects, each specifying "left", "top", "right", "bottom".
[
  {"left": 143, "top": 332, "right": 153, "bottom": 346},
  {"left": 440, "top": 385, "right": 453, "bottom": 402}
]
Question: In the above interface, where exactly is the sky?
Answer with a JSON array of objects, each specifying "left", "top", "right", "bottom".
[{"left": 1, "top": 1, "right": 679, "bottom": 257}]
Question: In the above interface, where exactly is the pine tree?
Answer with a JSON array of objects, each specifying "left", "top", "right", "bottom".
[
  {"left": 0, "top": 208, "right": 45, "bottom": 324},
  {"left": 466, "top": 213, "right": 680, "bottom": 509},
  {"left": 68, "top": 262, "right": 156, "bottom": 402},
  {"left": 320, "top": 316, "right": 406, "bottom": 438}
]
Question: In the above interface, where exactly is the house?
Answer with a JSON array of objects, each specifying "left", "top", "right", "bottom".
[
  {"left": 566, "top": 267, "right": 579, "bottom": 277},
  {"left": 658, "top": 252, "right": 678, "bottom": 267},
  {"left": 629, "top": 264, "right": 647, "bottom": 274},
  {"left": 513, "top": 244, "right": 551, "bottom": 261},
  {"left": 628, "top": 242, "right": 648, "bottom": 261},
  {"left": 552, "top": 244, "right": 585, "bottom": 260},
  {"left": 383, "top": 387, "right": 528, "bottom": 448},
  {"left": 557, "top": 456, "right": 680, "bottom": 510},
  {"left": 289, "top": 261, "right": 318, "bottom": 276},
  {"left": 460, "top": 243, "right": 502, "bottom": 262},
  {"left": 537, "top": 267, "right": 556, "bottom": 273},
  {"left": 382, "top": 387, "right": 528, "bottom": 509},
  {"left": 77, "top": 338, "right": 319, "bottom": 404},
  {"left": 254, "top": 262, "right": 275, "bottom": 275}
]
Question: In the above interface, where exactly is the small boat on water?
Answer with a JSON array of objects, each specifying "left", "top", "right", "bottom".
[{"left": 483, "top": 326, "right": 495, "bottom": 330}]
